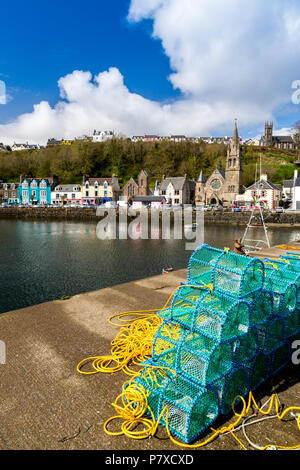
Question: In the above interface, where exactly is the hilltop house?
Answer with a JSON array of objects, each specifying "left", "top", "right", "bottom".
[
  {"left": 18, "top": 176, "right": 59, "bottom": 205},
  {"left": 81, "top": 175, "right": 120, "bottom": 205},
  {"left": 92, "top": 130, "right": 114, "bottom": 143}
]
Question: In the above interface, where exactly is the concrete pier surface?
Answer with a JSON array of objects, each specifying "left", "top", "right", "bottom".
[{"left": 0, "top": 244, "right": 299, "bottom": 451}]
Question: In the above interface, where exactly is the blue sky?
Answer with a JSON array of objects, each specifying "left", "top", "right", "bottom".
[
  {"left": 0, "top": 0, "right": 300, "bottom": 144},
  {"left": 0, "top": 0, "right": 178, "bottom": 122}
]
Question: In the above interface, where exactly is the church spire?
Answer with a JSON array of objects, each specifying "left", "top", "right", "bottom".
[{"left": 233, "top": 119, "right": 239, "bottom": 144}]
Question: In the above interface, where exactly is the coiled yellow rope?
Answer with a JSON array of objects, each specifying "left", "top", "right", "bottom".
[
  {"left": 104, "top": 380, "right": 300, "bottom": 450},
  {"left": 77, "top": 284, "right": 212, "bottom": 376}
]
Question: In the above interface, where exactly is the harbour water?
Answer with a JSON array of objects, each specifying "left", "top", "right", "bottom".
[{"left": 1, "top": 219, "right": 300, "bottom": 314}]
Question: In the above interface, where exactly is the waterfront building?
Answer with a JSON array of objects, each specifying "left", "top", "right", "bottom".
[
  {"left": 158, "top": 175, "right": 196, "bottom": 206},
  {"left": 131, "top": 195, "right": 167, "bottom": 210},
  {"left": 81, "top": 175, "right": 121, "bottom": 205},
  {"left": 195, "top": 121, "right": 243, "bottom": 207},
  {"left": 122, "top": 170, "right": 150, "bottom": 200},
  {"left": 235, "top": 174, "right": 282, "bottom": 210},
  {"left": 51, "top": 184, "right": 82, "bottom": 206},
  {"left": 92, "top": 130, "right": 114, "bottom": 143},
  {"left": 46, "top": 138, "right": 74, "bottom": 147},
  {"left": 0, "top": 182, "right": 19, "bottom": 204},
  {"left": 18, "top": 176, "right": 59, "bottom": 205}
]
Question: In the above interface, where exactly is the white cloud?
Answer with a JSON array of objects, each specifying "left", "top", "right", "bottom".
[{"left": 1, "top": 0, "right": 300, "bottom": 145}]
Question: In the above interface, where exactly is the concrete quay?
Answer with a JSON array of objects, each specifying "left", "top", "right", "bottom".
[{"left": 0, "top": 245, "right": 299, "bottom": 451}]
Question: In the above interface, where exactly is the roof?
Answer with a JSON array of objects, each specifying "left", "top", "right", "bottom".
[
  {"left": 246, "top": 179, "right": 282, "bottom": 191},
  {"left": 55, "top": 184, "right": 81, "bottom": 192},
  {"left": 198, "top": 171, "right": 206, "bottom": 183},
  {"left": 133, "top": 196, "right": 166, "bottom": 203},
  {"left": 294, "top": 177, "right": 300, "bottom": 187},
  {"left": 160, "top": 177, "right": 188, "bottom": 191},
  {"left": 274, "top": 136, "right": 295, "bottom": 143},
  {"left": 284, "top": 180, "right": 294, "bottom": 188}
]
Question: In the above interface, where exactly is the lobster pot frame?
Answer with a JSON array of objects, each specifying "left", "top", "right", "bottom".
[
  {"left": 187, "top": 244, "right": 224, "bottom": 287},
  {"left": 265, "top": 266, "right": 300, "bottom": 304},
  {"left": 177, "top": 331, "right": 234, "bottom": 386},
  {"left": 170, "top": 285, "right": 211, "bottom": 330},
  {"left": 270, "top": 342, "right": 290, "bottom": 376},
  {"left": 189, "top": 291, "right": 251, "bottom": 342},
  {"left": 265, "top": 258, "right": 300, "bottom": 275},
  {"left": 158, "top": 376, "right": 219, "bottom": 444},
  {"left": 285, "top": 308, "right": 300, "bottom": 338},
  {"left": 263, "top": 274, "right": 297, "bottom": 317},
  {"left": 256, "top": 318, "right": 286, "bottom": 354},
  {"left": 188, "top": 244, "right": 265, "bottom": 298}
]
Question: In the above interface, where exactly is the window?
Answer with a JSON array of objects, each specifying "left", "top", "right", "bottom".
[
  {"left": 162, "top": 190, "right": 166, "bottom": 195},
  {"left": 31, "top": 181, "right": 37, "bottom": 189},
  {"left": 85, "top": 191, "right": 89, "bottom": 197},
  {"left": 175, "top": 190, "right": 180, "bottom": 195},
  {"left": 56, "top": 194, "right": 60, "bottom": 200},
  {"left": 261, "top": 191, "right": 266, "bottom": 197},
  {"left": 85, "top": 182, "right": 89, "bottom": 189},
  {"left": 95, "top": 191, "right": 98, "bottom": 197},
  {"left": 72, "top": 194, "right": 75, "bottom": 199},
  {"left": 40, "top": 181, "right": 47, "bottom": 189},
  {"left": 22, "top": 182, "right": 28, "bottom": 189},
  {"left": 174, "top": 199, "right": 180, "bottom": 204}
]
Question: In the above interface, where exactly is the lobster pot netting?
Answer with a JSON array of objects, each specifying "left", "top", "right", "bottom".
[
  {"left": 256, "top": 318, "right": 286, "bottom": 354},
  {"left": 247, "top": 353, "right": 272, "bottom": 391},
  {"left": 220, "top": 367, "right": 249, "bottom": 415},
  {"left": 188, "top": 244, "right": 265, "bottom": 298},
  {"left": 172, "top": 289, "right": 251, "bottom": 342},
  {"left": 152, "top": 321, "right": 185, "bottom": 370},
  {"left": 159, "top": 375, "right": 219, "bottom": 444},
  {"left": 285, "top": 308, "right": 300, "bottom": 337},
  {"left": 178, "top": 331, "right": 234, "bottom": 386},
  {"left": 170, "top": 285, "right": 210, "bottom": 330},
  {"left": 263, "top": 274, "right": 297, "bottom": 317},
  {"left": 123, "top": 245, "right": 300, "bottom": 444},
  {"left": 233, "top": 327, "right": 258, "bottom": 365},
  {"left": 247, "top": 290, "right": 273, "bottom": 326}
]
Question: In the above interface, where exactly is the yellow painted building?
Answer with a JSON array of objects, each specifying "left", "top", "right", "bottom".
[{"left": 81, "top": 176, "right": 120, "bottom": 204}]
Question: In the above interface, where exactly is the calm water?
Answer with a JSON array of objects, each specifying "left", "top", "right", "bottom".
[{"left": 0, "top": 219, "right": 300, "bottom": 314}]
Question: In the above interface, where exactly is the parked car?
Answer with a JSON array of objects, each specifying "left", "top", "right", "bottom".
[{"left": 276, "top": 207, "right": 285, "bottom": 213}]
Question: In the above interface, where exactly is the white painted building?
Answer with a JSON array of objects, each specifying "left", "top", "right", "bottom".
[
  {"left": 158, "top": 176, "right": 196, "bottom": 206},
  {"left": 11, "top": 142, "right": 40, "bottom": 151},
  {"left": 92, "top": 130, "right": 114, "bottom": 143},
  {"left": 235, "top": 174, "right": 282, "bottom": 210},
  {"left": 51, "top": 184, "right": 82, "bottom": 206}
]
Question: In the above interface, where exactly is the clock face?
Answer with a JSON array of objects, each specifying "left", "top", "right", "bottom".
[{"left": 211, "top": 179, "right": 222, "bottom": 191}]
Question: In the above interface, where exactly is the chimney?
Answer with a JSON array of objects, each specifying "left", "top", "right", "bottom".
[
  {"left": 294, "top": 170, "right": 298, "bottom": 181},
  {"left": 261, "top": 174, "right": 268, "bottom": 181}
]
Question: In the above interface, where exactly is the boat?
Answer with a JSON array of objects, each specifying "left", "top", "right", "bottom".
[{"left": 162, "top": 267, "right": 174, "bottom": 274}]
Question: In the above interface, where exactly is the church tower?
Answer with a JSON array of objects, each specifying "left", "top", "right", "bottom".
[
  {"left": 223, "top": 120, "right": 243, "bottom": 205},
  {"left": 264, "top": 121, "right": 273, "bottom": 147}
]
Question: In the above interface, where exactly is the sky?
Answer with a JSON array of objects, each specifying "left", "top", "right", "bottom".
[{"left": 0, "top": 0, "right": 300, "bottom": 145}]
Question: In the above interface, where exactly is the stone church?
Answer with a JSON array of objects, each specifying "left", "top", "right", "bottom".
[{"left": 195, "top": 121, "right": 243, "bottom": 207}]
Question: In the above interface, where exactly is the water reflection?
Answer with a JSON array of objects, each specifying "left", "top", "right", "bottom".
[{"left": 0, "top": 219, "right": 299, "bottom": 314}]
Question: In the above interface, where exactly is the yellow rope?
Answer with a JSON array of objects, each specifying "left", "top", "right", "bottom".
[
  {"left": 77, "top": 283, "right": 212, "bottom": 376},
  {"left": 104, "top": 383, "right": 300, "bottom": 450}
]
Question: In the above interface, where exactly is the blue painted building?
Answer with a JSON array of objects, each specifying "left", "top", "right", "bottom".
[{"left": 18, "top": 176, "right": 59, "bottom": 205}]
